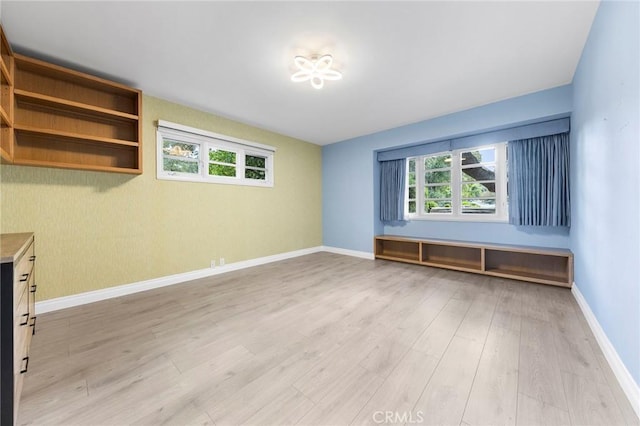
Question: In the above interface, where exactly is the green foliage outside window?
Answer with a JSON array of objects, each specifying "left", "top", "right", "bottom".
[
  {"left": 208, "top": 149, "right": 236, "bottom": 177},
  {"left": 163, "top": 158, "right": 198, "bottom": 174},
  {"left": 209, "top": 164, "right": 236, "bottom": 177},
  {"left": 245, "top": 169, "right": 266, "bottom": 180},
  {"left": 209, "top": 149, "right": 236, "bottom": 164},
  {"left": 245, "top": 155, "right": 266, "bottom": 180},
  {"left": 246, "top": 155, "right": 266, "bottom": 168}
]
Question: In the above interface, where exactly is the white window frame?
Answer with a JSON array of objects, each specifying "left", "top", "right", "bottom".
[
  {"left": 157, "top": 120, "right": 275, "bottom": 187},
  {"left": 405, "top": 143, "right": 508, "bottom": 222}
]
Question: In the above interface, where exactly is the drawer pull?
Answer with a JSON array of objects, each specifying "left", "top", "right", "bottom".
[
  {"left": 20, "top": 273, "right": 29, "bottom": 282},
  {"left": 30, "top": 316, "right": 37, "bottom": 335},
  {"left": 30, "top": 283, "right": 37, "bottom": 293},
  {"left": 20, "top": 356, "right": 29, "bottom": 374},
  {"left": 29, "top": 255, "right": 36, "bottom": 262},
  {"left": 19, "top": 312, "right": 29, "bottom": 326}
]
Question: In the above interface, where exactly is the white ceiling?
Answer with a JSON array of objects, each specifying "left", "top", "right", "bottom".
[{"left": 1, "top": 1, "right": 599, "bottom": 145}]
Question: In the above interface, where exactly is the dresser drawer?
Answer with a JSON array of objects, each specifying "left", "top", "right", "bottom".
[
  {"left": 15, "top": 241, "right": 34, "bottom": 278},
  {"left": 13, "top": 329, "right": 31, "bottom": 423},
  {"left": 13, "top": 285, "right": 30, "bottom": 372},
  {"left": 13, "top": 241, "right": 34, "bottom": 310},
  {"left": 13, "top": 325, "right": 30, "bottom": 378}
]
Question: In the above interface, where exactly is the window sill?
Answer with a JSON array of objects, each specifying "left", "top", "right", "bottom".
[
  {"left": 405, "top": 215, "right": 508, "bottom": 224},
  {"left": 157, "top": 173, "right": 273, "bottom": 188}
]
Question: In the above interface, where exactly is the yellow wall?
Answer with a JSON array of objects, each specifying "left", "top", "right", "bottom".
[{"left": 0, "top": 95, "right": 322, "bottom": 300}]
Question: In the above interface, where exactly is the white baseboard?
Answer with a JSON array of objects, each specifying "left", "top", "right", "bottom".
[
  {"left": 36, "top": 246, "right": 321, "bottom": 314},
  {"left": 35, "top": 245, "right": 375, "bottom": 314},
  {"left": 572, "top": 283, "right": 640, "bottom": 418},
  {"left": 320, "top": 245, "right": 375, "bottom": 260}
]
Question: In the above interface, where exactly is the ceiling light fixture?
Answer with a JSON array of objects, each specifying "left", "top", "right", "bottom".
[{"left": 291, "top": 54, "right": 342, "bottom": 89}]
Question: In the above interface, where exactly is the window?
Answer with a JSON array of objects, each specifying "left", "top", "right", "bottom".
[
  {"left": 157, "top": 120, "right": 275, "bottom": 187},
  {"left": 406, "top": 143, "right": 507, "bottom": 221}
]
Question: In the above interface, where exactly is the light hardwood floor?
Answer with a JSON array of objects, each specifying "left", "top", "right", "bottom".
[{"left": 18, "top": 253, "right": 638, "bottom": 425}]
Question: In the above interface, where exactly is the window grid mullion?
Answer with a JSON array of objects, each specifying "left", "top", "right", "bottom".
[
  {"left": 418, "top": 157, "right": 425, "bottom": 215},
  {"left": 451, "top": 151, "right": 461, "bottom": 216},
  {"left": 497, "top": 143, "right": 508, "bottom": 217}
]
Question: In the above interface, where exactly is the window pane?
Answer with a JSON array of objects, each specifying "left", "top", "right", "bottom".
[
  {"left": 462, "top": 166, "right": 495, "bottom": 182},
  {"left": 245, "top": 169, "right": 266, "bottom": 180},
  {"left": 461, "top": 183, "right": 495, "bottom": 198},
  {"left": 408, "top": 201, "right": 416, "bottom": 213},
  {"left": 209, "top": 149, "right": 236, "bottom": 164},
  {"left": 408, "top": 186, "right": 416, "bottom": 199},
  {"left": 461, "top": 148, "right": 495, "bottom": 165},
  {"left": 246, "top": 155, "right": 266, "bottom": 168},
  {"left": 209, "top": 164, "right": 236, "bottom": 177},
  {"left": 163, "top": 158, "right": 199, "bottom": 174},
  {"left": 425, "top": 185, "right": 451, "bottom": 199},
  {"left": 163, "top": 140, "right": 199, "bottom": 159},
  {"left": 425, "top": 155, "right": 451, "bottom": 170},
  {"left": 408, "top": 159, "right": 416, "bottom": 185},
  {"left": 424, "top": 200, "right": 451, "bottom": 214},
  {"left": 425, "top": 170, "right": 450, "bottom": 184},
  {"left": 462, "top": 199, "right": 496, "bottom": 214}
]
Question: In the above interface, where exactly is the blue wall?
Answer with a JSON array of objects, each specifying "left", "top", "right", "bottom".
[
  {"left": 571, "top": 0, "right": 639, "bottom": 385},
  {"left": 323, "top": 86, "right": 573, "bottom": 253}
]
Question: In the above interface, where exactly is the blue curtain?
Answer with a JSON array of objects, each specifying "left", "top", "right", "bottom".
[
  {"left": 380, "top": 159, "right": 406, "bottom": 222},
  {"left": 508, "top": 133, "right": 570, "bottom": 226}
]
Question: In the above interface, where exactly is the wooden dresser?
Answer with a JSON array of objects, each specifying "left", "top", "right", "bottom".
[{"left": 1, "top": 233, "right": 37, "bottom": 425}]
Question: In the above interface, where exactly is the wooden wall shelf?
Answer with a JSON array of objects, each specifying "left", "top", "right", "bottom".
[
  {"left": 374, "top": 235, "right": 573, "bottom": 287},
  {"left": 1, "top": 26, "right": 14, "bottom": 161},
  {"left": 0, "top": 25, "right": 142, "bottom": 174}
]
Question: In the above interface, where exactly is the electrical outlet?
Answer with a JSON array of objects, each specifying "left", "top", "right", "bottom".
[
  {"left": 210, "top": 260, "right": 216, "bottom": 268},
  {"left": 219, "top": 257, "right": 225, "bottom": 266}
]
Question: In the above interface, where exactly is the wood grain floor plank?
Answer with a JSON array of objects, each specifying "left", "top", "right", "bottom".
[
  {"left": 293, "top": 331, "right": 383, "bottom": 403},
  {"left": 240, "top": 386, "right": 314, "bottom": 426},
  {"left": 413, "top": 336, "right": 484, "bottom": 426},
  {"left": 455, "top": 291, "right": 500, "bottom": 344},
  {"left": 412, "top": 297, "right": 473, "bottom": 358},
  {"left": 548, "top": 296, "right": 607, "bottom": 384},
  {"left": 131, "top": 400, "right": 214, "bottom": 426},
  {"left": 491, "top": 281, "right": 523, "bottom": 333},
  {"left": 516, "top": 392, "right": 571, "bottom": 426},
  {"left": 570, "top": 300, "right": 640, "bottom": 426},
  {"left": 562, "top": 371, "right": 626, "bottom": 425},
  {"left": 518, "top": 316, "right": 568, "bottom": 410},
  {"left": 296, "top": 365, "right": 384, "bottom": 426},
  {"left": 358, "top": 335, "right": 411, "bottom": 378},
  {"left": 351, "top": 349, "right": 439, "bottom": 426},
  {"left": 463, "top": 325, "right": 520, "bottom": 426}
]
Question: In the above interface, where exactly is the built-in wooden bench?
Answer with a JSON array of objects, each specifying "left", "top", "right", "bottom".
[{"left": 374, "top": 235, "right": 573, "bottom": 288}]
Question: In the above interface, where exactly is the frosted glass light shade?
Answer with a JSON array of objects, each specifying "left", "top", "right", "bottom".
[{"left": 291, "top": 54, "right": 342, "bottom": 89}]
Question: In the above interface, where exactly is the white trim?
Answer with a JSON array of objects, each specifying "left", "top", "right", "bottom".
[
  {"left": 36, "top": 246, "right": 322, "bottom": 314},
  {"left": 321, "top": 245, "right": 375, "bottom": 260},
  {"left": 572, "top": 283, "right": 640, "bottom": 418},
  {"left": 157, "top": 120, "right": 276, "bottom": 152},
  {"left": 35, "top": 245, "right": 376, "bottom": 314},
  {"left": 407, "top": 215, "right": 508, "bottom": 223}
]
